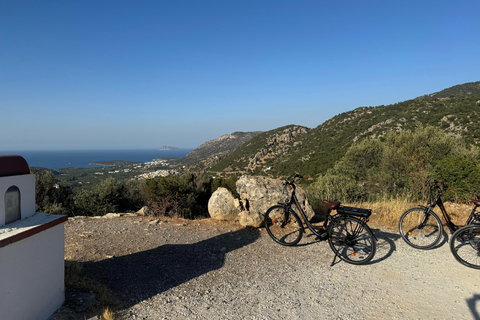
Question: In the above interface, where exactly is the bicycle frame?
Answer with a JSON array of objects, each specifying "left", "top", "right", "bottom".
[
  {"left": 266, "top": 174, "right": 377, "bottom": 265},
  {"left": 280, "top": 175, "right": 375, "bottom": 240},
  {"left": 427, "top": 182, "right": 480, "bottom": 233},
  {"left": 281, "top": 178, "right": 330, "bottom": 238}
]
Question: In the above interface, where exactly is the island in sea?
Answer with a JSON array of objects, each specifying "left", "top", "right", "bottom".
[{"left": 158, "top": 146, "right": 180, "bottom": 151}]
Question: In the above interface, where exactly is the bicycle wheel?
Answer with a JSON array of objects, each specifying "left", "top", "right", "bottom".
[
  {"left": 450, "top": 224, "right": 480, "bottom": 270},
  {"left": 264, "top": 205, "right": 303, "bottom": 246},
  {"left": 327, "top": 216, "right": 376, "bottom": 265},
  {"left": 398, "top": 207, "right": 443, "bottom": 249}
]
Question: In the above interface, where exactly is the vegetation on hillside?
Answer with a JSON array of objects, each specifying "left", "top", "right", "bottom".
[
  {"left": 33, "top": 170, "right": 238, "bottom": 219},
  {"left": 33, "top": 81, "right": 480, "bottom": 218},
  {"left": 207, "top": 83, "right": 480, "bottom": 178},
  {"left": 307, "top": 125, "right": 480, "bottom": 208}
]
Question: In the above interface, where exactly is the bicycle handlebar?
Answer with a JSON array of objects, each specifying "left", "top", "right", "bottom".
[
  {"left": 283, "top": 174, "right": 309, "bottom": 190},
  {"left": 432, "top": 180, "right": 454, "bottom": 191}
]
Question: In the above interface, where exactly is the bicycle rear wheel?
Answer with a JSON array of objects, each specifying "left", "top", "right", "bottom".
[
  {"left": 398, "top": 207, "right": 443, "bottom": 249},
  {"left": 264, "top": 205, "right": 303, "bottom": 246},
  {"left": 327, "top": 216, "right": 376, "bottom": 265},
  {"left": 450, "top": 224, "right": 480, "bottom": 270}
]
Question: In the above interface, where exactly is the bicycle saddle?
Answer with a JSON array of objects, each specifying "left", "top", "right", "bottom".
[
  {"left": 323, "top": 200, "right": 340, "bottom": 210},
  {"left": 471, "top": 199, "right": 480, "bottom": 206}
]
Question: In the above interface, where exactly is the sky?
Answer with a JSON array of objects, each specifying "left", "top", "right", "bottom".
[{"left": 1, "top": 0, "right": 479, "bottom": 151}]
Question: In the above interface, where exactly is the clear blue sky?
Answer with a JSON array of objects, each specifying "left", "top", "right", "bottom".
[{"left": 1, "top": 0, "right": 479, "bottom": 150}]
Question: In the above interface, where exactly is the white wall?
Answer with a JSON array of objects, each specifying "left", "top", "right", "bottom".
[
  {"left": 0, "top": 174, "right": 36, "bottom": 227},
  {"left": 0, "top": 223, "right": 65, "bottom": 320}
]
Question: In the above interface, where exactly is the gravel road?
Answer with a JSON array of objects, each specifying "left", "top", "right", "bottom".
[{"left": 51, "top": 215, "right": 479, "bottom": 320}]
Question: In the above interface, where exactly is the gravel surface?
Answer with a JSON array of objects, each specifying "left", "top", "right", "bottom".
[{"left": 50, "top": 215, "right": 479, "bottom": 320}]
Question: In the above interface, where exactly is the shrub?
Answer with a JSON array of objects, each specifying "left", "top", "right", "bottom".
[
  {"left": 145, "top": 174, "right": 212, "bottom": 219},
  {"left": 434, "top": 156, "right": 480, "bottom": 201},
  {"left": 308, "top": 125, "right": 480, "bottom": 203}
]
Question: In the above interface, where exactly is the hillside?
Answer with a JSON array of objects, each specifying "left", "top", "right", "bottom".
[
  {"left": 184, "top": 81, "right": 480, "bottom": 178},
  {"left": 173, "top": 131, "right": 262, "bottom": 171}
]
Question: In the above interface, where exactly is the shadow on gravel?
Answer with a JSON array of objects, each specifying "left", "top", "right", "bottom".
[
  {"left": 83, "top": 227, "right": 260, "bottom": 309},
  {"left": 467, "top": 294, "right": 480, "bottom": 320},
  {"left": 369, "top": 228, "right": 401, "bottom": 264},
  {"left": 290, "top": 228, "right": 402, "bottom": 265}
]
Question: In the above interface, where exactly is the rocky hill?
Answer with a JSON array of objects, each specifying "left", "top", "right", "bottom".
[
  {"left": 174, "top": 81, "right": 480, "bottom": 178},
  {"left": 173, "top": 131, "right": 262, "bottom": 171}
]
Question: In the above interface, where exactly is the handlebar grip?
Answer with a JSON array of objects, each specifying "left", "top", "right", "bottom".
[
  {"left": 287, "top": 184, "right": 293, "bottom": 190},
  {"left": 434, "top": 181, "right": 454, "bottom": 191}
]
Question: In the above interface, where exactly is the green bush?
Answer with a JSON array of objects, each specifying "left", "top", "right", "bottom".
[
  {"left": 73, "top": 177, "right": 132, "bottom": 216},
  {"left": 145, "top": 173, "right": 212, "bottom": 219},
  {"left": 211, "top": 175, "right": 239, "bottom": 197},
  {"left": 308, "top": 125, "right": 480, "bottom": 203},
  {"left": 434, "top": 156, "right": 480, "bottom": 201},
  {"left": 33, "top": 169, "right": 74, "bottom": 215}
]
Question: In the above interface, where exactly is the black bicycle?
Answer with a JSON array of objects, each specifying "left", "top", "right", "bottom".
[
  {"left": 450, "top": 223, "right": 480, "bottom": 270},
  {"left": 264, "top": 174, "right": 376, "bottom": 265},
  {"left": 398, "top": 181, "right": 480, "bottom": 269}
]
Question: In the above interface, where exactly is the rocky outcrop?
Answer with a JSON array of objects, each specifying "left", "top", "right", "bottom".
[
  {"left": 207, "top": 175, "right": 315, "bottom": 228},
  {"left": 181, "top": 131, "right": 262, "bottom": 167},
  {"left": 236, "top": 175, "right": 314, "bottom": 227},
  {"left": 247, "top": 126, "right": 308, "bottom": 172},
  {"left": 208, "top": 187, "right": 241, "bottom": 221}
]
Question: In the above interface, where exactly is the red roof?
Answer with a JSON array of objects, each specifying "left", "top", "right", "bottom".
[{"left": 0, "top": 155, "right": 30, "bottom": 177}]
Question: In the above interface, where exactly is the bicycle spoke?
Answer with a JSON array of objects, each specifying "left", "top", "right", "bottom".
[
  {"left": 450, "top": 225, "right": 480, "bottom": 269},
  {"left": 399, "top": 207, "right": 443, "bottom": 249},
  {"left": 265, "top": 205, "right": 303, "bottom": 246},
  {"left": 328, "top": 216, "right": 376, "bottom": 264}
]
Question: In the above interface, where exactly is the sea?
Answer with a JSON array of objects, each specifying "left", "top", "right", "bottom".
[{"left": 0, "top": 149, "right": 192, "bottom": 170}]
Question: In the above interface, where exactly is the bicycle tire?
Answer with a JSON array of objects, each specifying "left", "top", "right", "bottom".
[
  {"left": 327, "top": 216, "right": 376, "bottom": 265},
  {"left": 264, "top": 204, "right": 303, "bottom": 246},
  {"left": 398, "top": 207, "right": 443, "bottom": 249},
  {"left": 449, "top": 224, "right": 480, "bottom": 270}
]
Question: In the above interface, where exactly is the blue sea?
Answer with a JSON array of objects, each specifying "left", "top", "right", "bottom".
[{"left": 0, "top": 149, "right": 192, "bottom": 170}]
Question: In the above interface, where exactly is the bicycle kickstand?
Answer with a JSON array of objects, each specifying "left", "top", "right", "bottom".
[{"left": 330, "top": 254, "right": 338, "bottom": 267}]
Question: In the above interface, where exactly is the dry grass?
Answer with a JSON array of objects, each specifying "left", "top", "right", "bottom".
[
  {"left": 102, "top": 308, "right": 116, "bottom": 320},
  {"left": 344, "top": 199, "right": 476, "bottom": 231},
  {"left": 64, "top": 254, "right": 119, "bottom": 320}
]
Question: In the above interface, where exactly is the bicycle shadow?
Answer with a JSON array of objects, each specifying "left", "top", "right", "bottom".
[
  {"left": 369, "top": 228, "right": 402, "bottom": 264},
  {"left": 467, "top": 294, "right": 480, "bottom": 320},
  {"left": 301, "top": 227, "right": 401, "bottom": 265},
  {"left": 81, "top": 227, "right": 260, "bottom": 310}
]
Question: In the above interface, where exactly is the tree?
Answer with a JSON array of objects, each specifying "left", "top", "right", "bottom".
[
  {"left": 33, "top": 169, "right": 74, "bottom": 215},
  {"left": 434, "top": 157, "right": 480, "bottom": 201}
]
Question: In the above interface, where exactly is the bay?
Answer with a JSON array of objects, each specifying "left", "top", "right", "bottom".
[{"left": 0, "top": 149, "right": 192, "bottom": 170}]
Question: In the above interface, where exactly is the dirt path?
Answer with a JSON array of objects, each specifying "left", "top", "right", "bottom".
[{"left": 51, "top": 215, "right": 479, "bottom": 320}]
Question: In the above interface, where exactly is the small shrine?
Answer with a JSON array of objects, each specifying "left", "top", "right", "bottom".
[{"left": 0, "top": 155, "right": 67, "bottom": 320}]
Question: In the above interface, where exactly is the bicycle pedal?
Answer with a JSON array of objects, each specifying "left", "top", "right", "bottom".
[{"left": 316, "top": 232, "right": 328, "bottom": 241}]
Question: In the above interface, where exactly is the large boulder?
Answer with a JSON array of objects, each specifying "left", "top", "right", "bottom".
[
  {"left": 208, "top": 187, "right": 241, "bottom": 221},
  {"left": 236, "top": 175, "right": 315, "bottom": 228}
]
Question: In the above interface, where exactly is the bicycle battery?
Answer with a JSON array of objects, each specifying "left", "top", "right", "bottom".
[{"left": 337, "top": 206, "right": 372, "bottom": 218}]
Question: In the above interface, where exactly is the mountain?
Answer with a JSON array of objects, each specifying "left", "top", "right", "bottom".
[
  {"left": 420, "top": 81, "right": 480, "bottom": 99},
  {"left": 173, "top": 131, "right": 262, "bottom": 171},
  {"left": 172, "top": 81, "right": 480, "bottom": 178}
]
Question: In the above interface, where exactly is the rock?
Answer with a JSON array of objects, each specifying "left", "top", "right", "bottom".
[
  {"left": 208, "top": 187, "right": 241, "bottom": 221},
  {"left": 235, "top": 175, "right": 315, "bottom": 228},
  {"left": 103, "top": 213, "right": 121, "bottom": 219},
  {"left": 136, "top": 206, "right": 150, "bottom": 216},
  {"left": 239, "top": 210, "right": 263, "bottom": 228}
]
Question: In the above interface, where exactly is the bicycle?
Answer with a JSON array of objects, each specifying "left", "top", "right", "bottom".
[
  {"left": 264, "top": 174, "right": 377, "bottom": 265},
  {"left": 398, "top": 181, "right": 480, "bottom": 269},
  {"left": 450, "top": 223, "right": 480, "bottom": 270}
]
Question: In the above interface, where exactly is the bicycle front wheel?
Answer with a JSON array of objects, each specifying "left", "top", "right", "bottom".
[
  {"left": 450, "top": 224, "right": 480, "bottom": 270},
  {"left": 328, "top": 216, "right": 376, "bottom": 265},
  {"left": 264, "top": 205, "right": 303, "bottom": 246},
  {"left": 398, "top": 207, "right": 443, "bottom": 249}
]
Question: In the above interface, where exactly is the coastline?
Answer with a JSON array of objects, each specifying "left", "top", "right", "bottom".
[{"left": 0, "top": 149, "right": 192, "bottom": 170}]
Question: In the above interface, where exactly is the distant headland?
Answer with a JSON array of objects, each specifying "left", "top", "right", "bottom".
[{"left": 158, "top": 146, "right": 181, "bottom": 151}]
